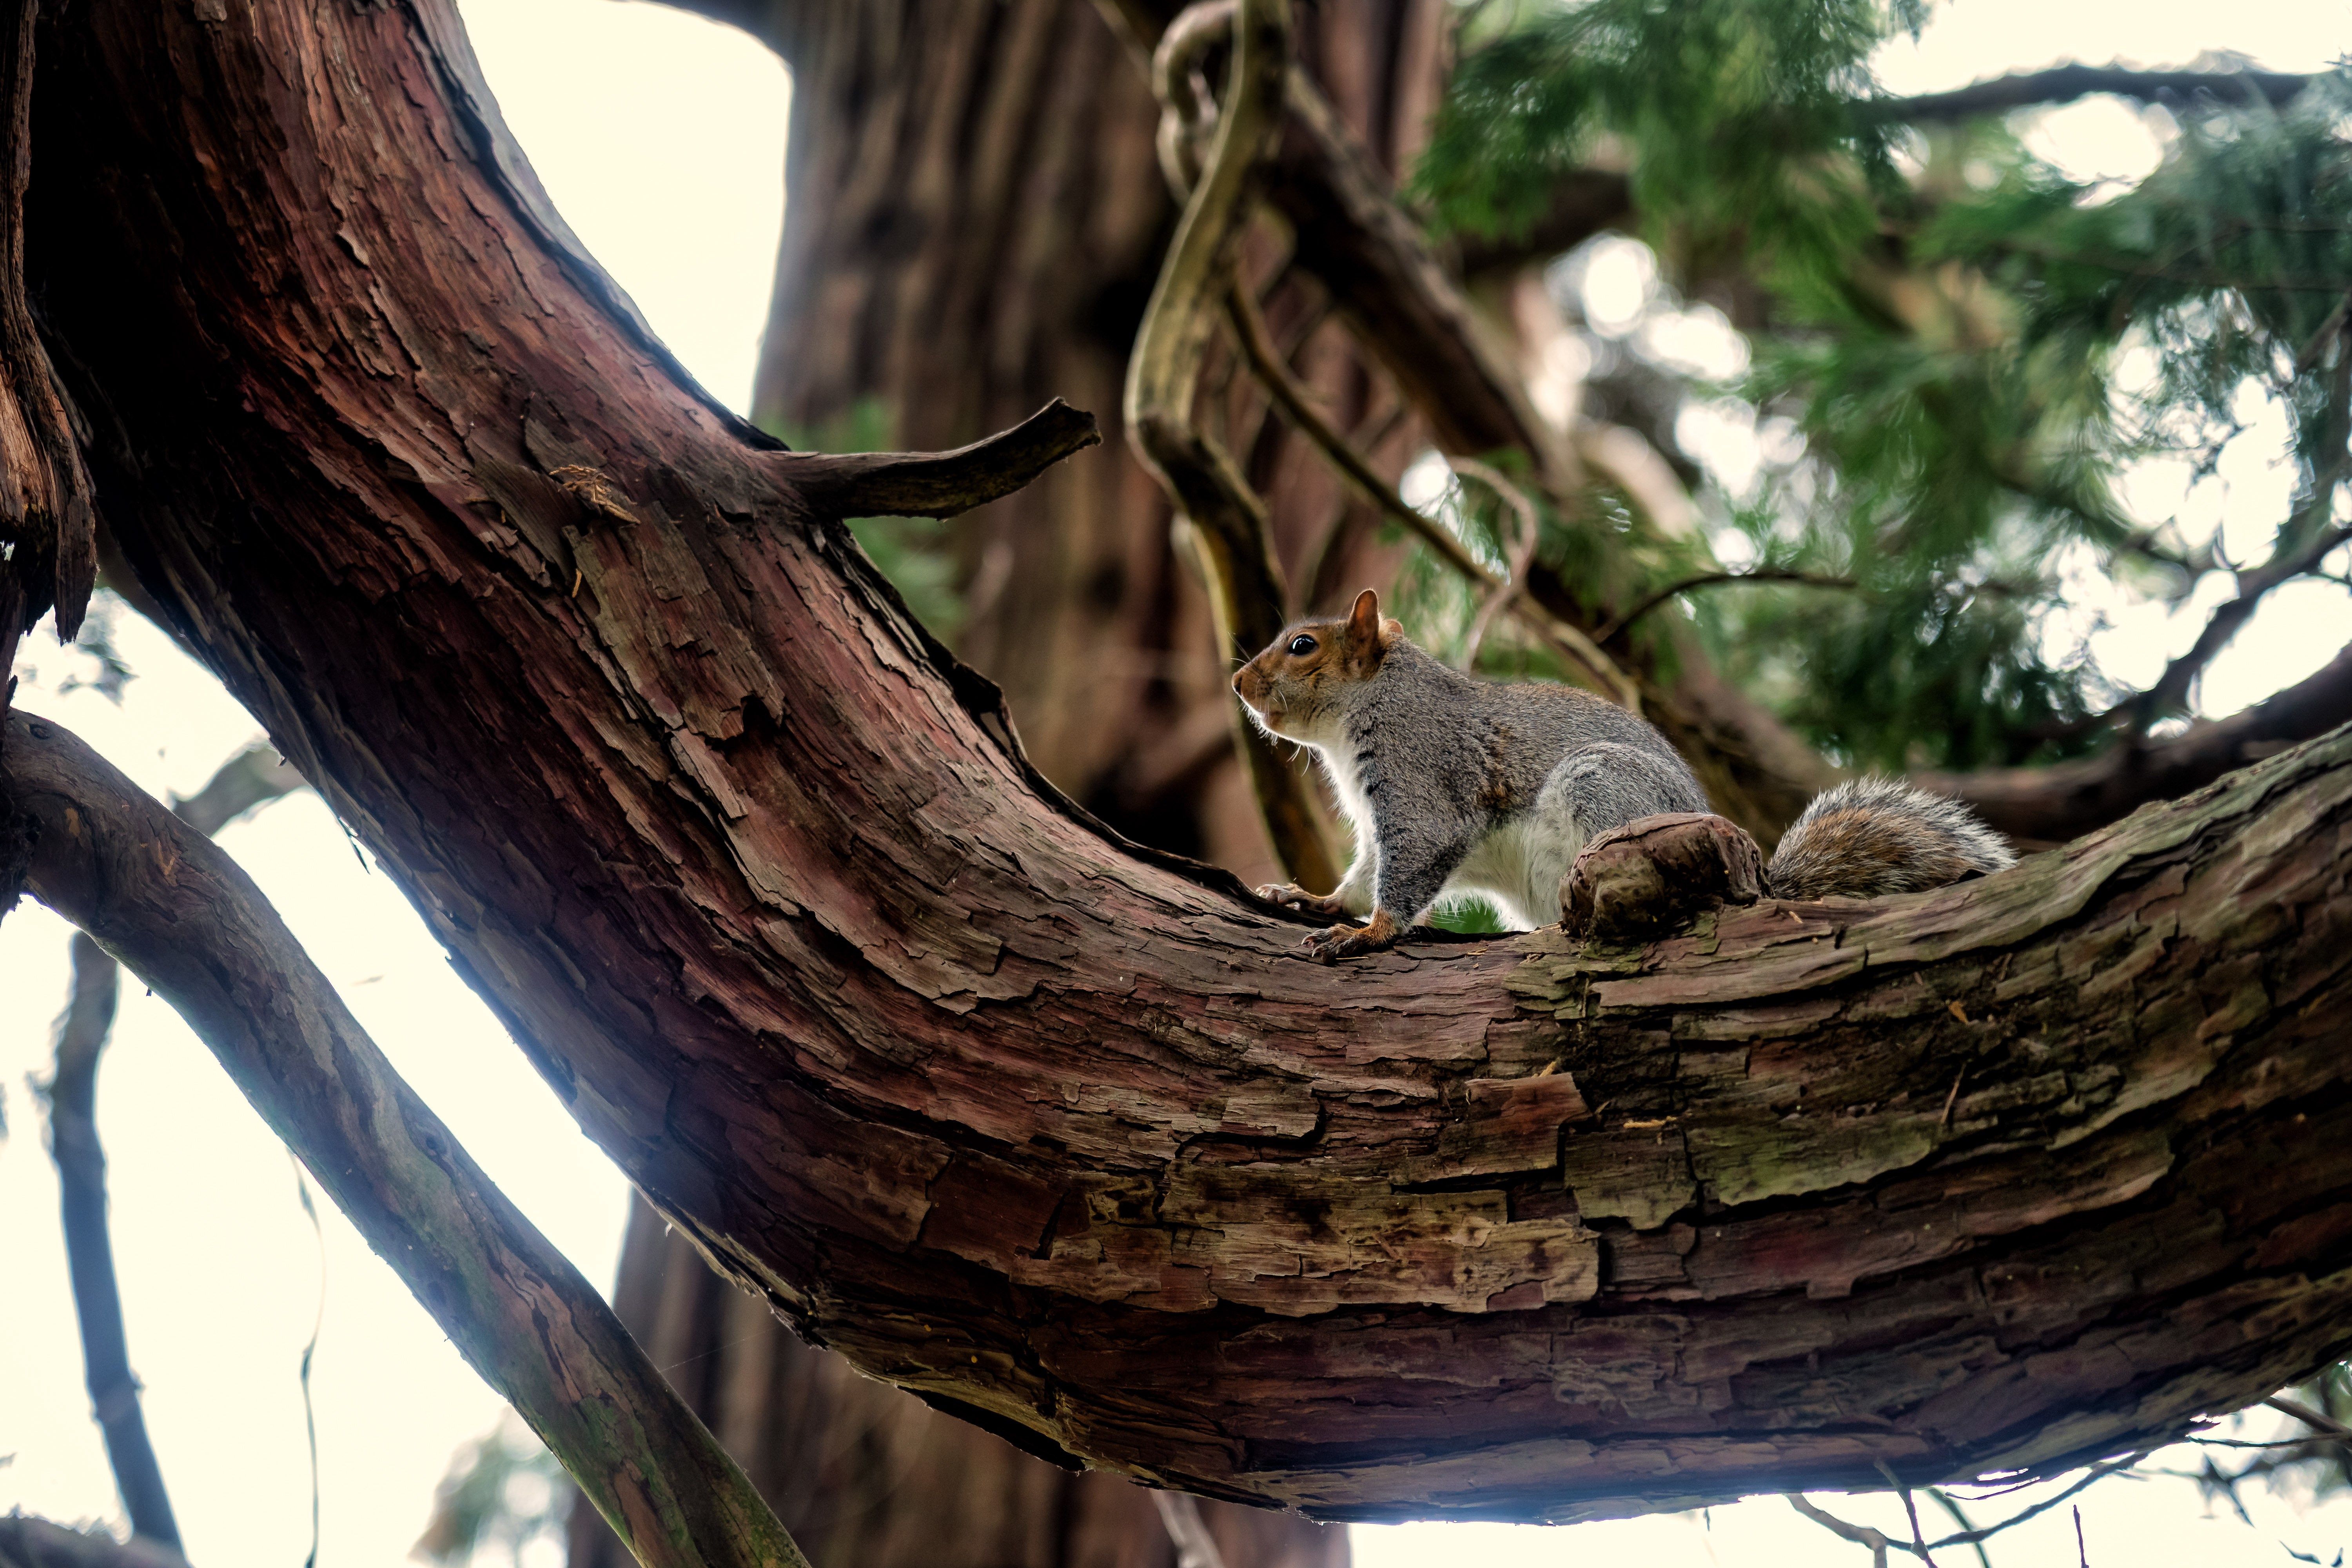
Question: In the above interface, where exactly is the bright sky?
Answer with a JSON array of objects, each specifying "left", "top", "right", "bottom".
[{"left": 2, "top": 2, "right": 2349, "bottom": 1566}]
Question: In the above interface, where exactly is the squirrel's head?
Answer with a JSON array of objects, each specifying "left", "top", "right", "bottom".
[{"left": 1232, "top": 588, "right": 1402, "bottom": 743}]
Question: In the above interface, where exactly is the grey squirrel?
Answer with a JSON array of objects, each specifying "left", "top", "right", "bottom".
[{"left": 1234, "top": 589, "right": 2016, "bottom": 962}]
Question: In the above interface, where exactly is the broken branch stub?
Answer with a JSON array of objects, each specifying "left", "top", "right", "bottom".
[
  {"left": 779, "top": 398, "right": 1103, "bottom": 520},
  {"left": 1558, "top": 811, "right": 1766, "bottom": 941}
]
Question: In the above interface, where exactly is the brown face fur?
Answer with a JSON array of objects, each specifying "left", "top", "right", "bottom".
[{"left": 1232, "top": 588, "right": 1399, "bottom": 737}]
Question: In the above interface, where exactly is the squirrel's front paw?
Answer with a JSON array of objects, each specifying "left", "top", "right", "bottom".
[
  {"left": 1256, "top": 882, "right": 1348, "bottom": 918},
  {"left": 1301, "top": 909, "right": 1400, "bottom": 963}
]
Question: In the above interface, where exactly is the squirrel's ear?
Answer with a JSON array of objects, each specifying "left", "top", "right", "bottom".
[{"left": 1347, "top": 588, "right": 1381, "bottom": 644}]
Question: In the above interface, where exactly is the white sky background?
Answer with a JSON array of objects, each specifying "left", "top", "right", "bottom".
[{"left": 2, "top": 1, "right": 2350, "bottom": 1564}]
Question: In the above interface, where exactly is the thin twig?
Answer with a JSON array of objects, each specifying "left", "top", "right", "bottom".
[
  {"left": 1788, "top": 1494, "right": 1899, "bottom": 1566},
  {"left": 1593, "top": 568, "right": 1862, "bottom": 644},
  {"left": 1868, "top": 63, "right": 2310, "bottom": 125},
  {"left": 1925, "top": 1489, "right": 1995, "bottom": 1568},
  {"left": 1452, "top": 457, "right": 1541, "bottom": 668},
  {"left": 1224, "top": 282, "right": 1640, "bottom": 706},
  {"left": 2265, "top": 1393, "right": 2352, "bottom": 1440},
  {"left": 1878, "top": 1461, "right": 1941, "bottom": 1568},
  {"left": 1928, "top": 1453, "right": 2150, "bottom": 1548}
]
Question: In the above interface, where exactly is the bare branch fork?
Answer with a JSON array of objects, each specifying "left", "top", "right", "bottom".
[{"left": 2, "top": 711, "right": 813, "bottom": 1568}]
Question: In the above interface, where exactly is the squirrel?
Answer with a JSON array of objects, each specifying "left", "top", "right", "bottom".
[{"left": 1232, "top": 588, "right": 2016, "bottom": 962}]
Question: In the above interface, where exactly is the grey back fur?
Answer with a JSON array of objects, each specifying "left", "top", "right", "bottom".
[{"left": 1320, "top": 639, "right": 1708, "bottom": 927}]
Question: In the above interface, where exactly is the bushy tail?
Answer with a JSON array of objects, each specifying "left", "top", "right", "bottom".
[{"left": 1766, "top": 778, "right": 2016, "bottom": 900}]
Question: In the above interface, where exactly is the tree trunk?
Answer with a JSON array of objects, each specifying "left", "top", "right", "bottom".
[
  {"left": 18, "top": 0, "right": 2352, "bottom": 1528},
  {"left": 567, "top": 1197, "right": 1349, "bottom": 1568}
]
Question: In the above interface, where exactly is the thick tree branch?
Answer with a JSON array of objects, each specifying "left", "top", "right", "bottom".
[
  {"left": 2, "top": 711, "right": 813, "bottom": 1568},
  {"left": 31, "top": 0, "right": 2352, "bottom": 1522}
]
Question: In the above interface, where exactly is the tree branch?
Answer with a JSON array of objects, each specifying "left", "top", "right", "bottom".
[
  {"left": 38, "top": 740, "right": 305, "bottom": 1548},
  {"left": 1870, "top": 64, "right": 2312, "bottom": 125},
  {"left": 1125, "top": 0, "right": 1339, "bottom": 890},
  {"left": 3, "top": 711, "right": 814, "bottom": 1568},
  {"left": 1593, "top": 568, "right": 1862, "bottom": 645},
  {"left": 34, "top": 0, "right": 2352, "bottom": 1519},
  {"left": 1225, "top": 281, "right": 1637, "bottom": 704},
  {"left": 44, "top": 931, "right": 176, "bottom": 1549},
  {"left": 779, "top": 399, "right": 1103, "bottom": 520},
  {"left": 1927, "top": 637, "right": 2352, "bottom": 846}
]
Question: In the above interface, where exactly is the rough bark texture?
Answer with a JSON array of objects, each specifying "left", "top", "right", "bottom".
[
  {"left": 568, "top": 1196, "right": 1350, "bottom": 1568},
  {"left": 1560, "top": 811, "right": 1764, "bottom": 942},
  {"left": 21, "top": 0, "right": 2352, "bottom": 1528},
  {"left": 0, "top": 0, "right": 97, "bottom": 672}
]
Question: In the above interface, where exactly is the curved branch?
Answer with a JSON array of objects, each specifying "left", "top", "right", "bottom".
[
  {"left": 1225, "top": 282, "right": 1638, "bottom": 705},
  {"left": 779, "top": 399, "right": 1102, "bottom": 520},
  {"left": 31, "top": 0, "right": 2352, "bottom": 1525},
  {"left": 1926, "top": 637, "right": 2352, "bottom": 846},
  {"left": 3, "top": 711, "right": 813, "bottom": 1568},
  {"left": 38, "top": 740, "right": 304, "bottom": 1549},
  {"left": 1125, "top": 0, "right": 1338, "bottom": 890},
  {"left": 1870, "top": 64, "right": 2313, "bottom": 125}
]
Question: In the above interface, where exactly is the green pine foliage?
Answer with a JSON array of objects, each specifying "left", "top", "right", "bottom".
[{"left": 1415, "top": 0, "right": 2352, "bottom": 771}]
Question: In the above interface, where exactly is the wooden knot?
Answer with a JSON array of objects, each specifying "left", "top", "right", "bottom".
[{"left": 1559, "top": 811, "right": 1765, "bottom": 942}]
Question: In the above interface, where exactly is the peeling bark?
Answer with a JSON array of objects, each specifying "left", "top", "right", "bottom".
[{"left": 18, "top": 0, "right": 2352, "bottom": 1528}]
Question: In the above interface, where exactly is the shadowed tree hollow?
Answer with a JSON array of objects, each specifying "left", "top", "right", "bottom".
[{"left": 2, "top": 0, "right": 2351, "bottom": 1535}]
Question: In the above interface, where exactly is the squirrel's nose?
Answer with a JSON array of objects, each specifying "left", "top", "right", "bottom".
[{"left": 1231, "top": 670, "right": 1245, "bottom": 694}]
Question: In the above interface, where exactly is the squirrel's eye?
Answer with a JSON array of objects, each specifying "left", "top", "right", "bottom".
[{"left": 1287, "top": 635, "right": 1316, "bottom": 655}]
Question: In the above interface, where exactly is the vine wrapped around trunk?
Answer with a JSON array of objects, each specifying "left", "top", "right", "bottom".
[{"left": 13, "top": 0, "right": 2352, "bottom": 1526}]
